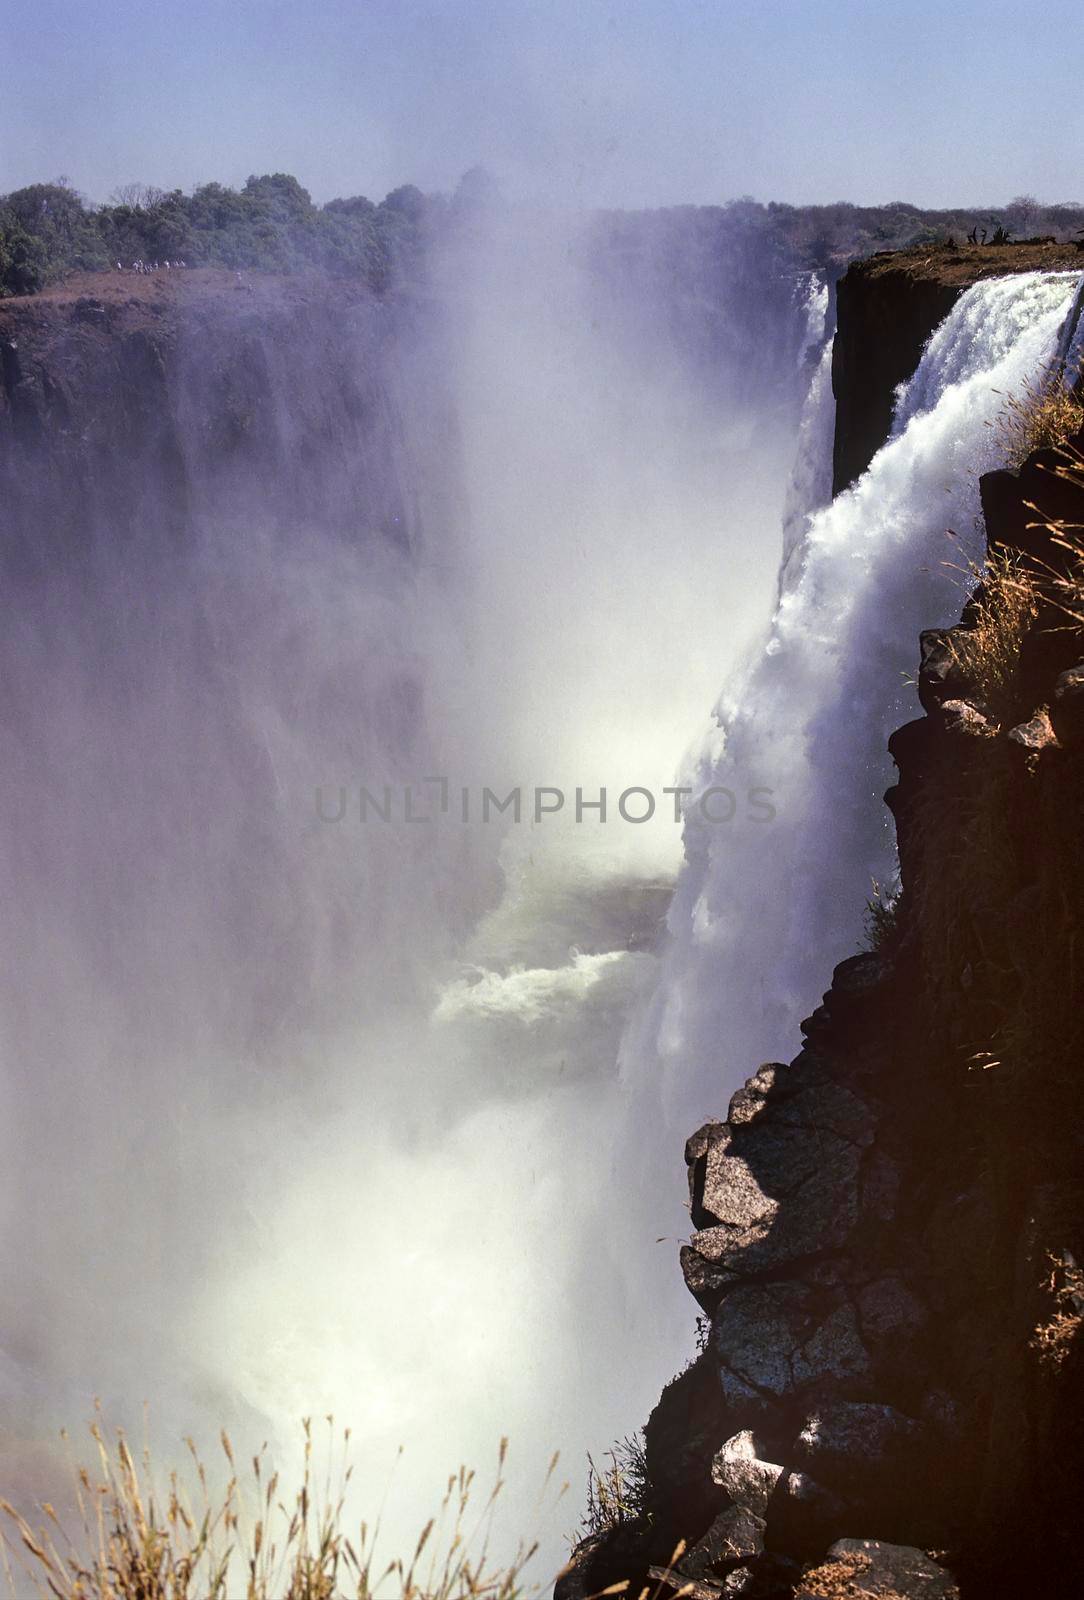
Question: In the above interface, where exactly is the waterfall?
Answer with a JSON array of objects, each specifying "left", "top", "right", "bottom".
[
  {"left": 780, "top": 339, "right": 836, "bottom": 593},
  {"left": 629, "top": 270, "right": 1083, "bottom": 1131}
]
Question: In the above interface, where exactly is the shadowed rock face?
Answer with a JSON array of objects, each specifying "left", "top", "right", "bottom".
[
  {"left": 831, "top": 268, "right": 959, "bottom": 494},
  {"left": 830, "top": 239, "right": 1084, "bottom": 494},
  {"left": 795, "top": 1539, "right": 960, "bottom": 1600}
]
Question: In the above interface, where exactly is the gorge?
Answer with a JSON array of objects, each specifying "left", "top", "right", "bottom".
[{"left": 1, "top": 217, "right": 1082, "bottom": 1599}]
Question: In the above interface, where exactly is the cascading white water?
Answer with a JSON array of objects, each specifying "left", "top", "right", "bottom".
[
  {"left": 779, "top": 338, "right": 836, "bottom": 592},
  {"left": 626, "top": 270, "right": 1083, "bottom": 1140}
]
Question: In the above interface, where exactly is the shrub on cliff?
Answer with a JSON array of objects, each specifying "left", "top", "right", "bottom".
[
  {"left": 576, "top": 1434, "right": 650, "bottom": 1541},
  {"left": 996, "top": 365, "right": 1084, "bottom": 468}
]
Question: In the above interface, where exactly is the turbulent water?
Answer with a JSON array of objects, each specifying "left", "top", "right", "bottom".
[
  {"left": 1, "top": 236, "right": 1080, "bottom": 1578},
  {"left": 628, "top": 269, "right": 1084, "bottom": 1139}
]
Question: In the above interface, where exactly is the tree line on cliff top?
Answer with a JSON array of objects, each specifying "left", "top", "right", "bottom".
[{"left": 1, "top": 171, "right": 1082, "bottom": 300}]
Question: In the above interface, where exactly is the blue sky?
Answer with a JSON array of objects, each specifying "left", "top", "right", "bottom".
[{"left": 2, "top": 0, "right": 1081, "bottom": 208}]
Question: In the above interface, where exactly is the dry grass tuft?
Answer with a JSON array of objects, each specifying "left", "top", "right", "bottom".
[
  {"left": 944, "top": 545, "right": 1040, "bottom": 726},
  {"left": 1, "top": 1419, "right": 550, "bottom": 1600},
  {"left": 994, "top": 366, "right": 1084, "bottom": 470},
  {"left": 576, "top": 1439, "right": 649, "bottom": 1543},
  {"left": 1032, "top": 1253, "right": 1084, "bottom": 1371}
]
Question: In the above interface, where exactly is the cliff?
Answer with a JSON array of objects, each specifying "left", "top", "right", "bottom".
[
  {"left": 0, "top": 269, "right": 457, "bottom": 563},
  {"left": 831, "top": 240, "right": 1082, "bottom": 493},
  {"left": 561, "top": 260, "right": 1084, "bottom": 1600}
]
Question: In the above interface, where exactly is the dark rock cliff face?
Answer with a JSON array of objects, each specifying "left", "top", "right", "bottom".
[
  {"left": 561, "top": 265, "right": 1084, "bottom": 1600},
  {"left": 831, "top": 240, "right": 1083, "bottom": 494}
]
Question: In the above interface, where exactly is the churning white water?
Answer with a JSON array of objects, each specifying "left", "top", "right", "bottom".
[{"left": 629, "top": 270, "right": 1083, "bottom": 1139}]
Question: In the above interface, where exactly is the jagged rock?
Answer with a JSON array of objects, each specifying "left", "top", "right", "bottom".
[
  {"left": 736, "top": 1555, "right": 802, "bottom": 1597},
  {"left": 795, "top": 1402, "right": 923, "bottom": 1498},
  {"left": 727, "top": 1064, "right": 783, "bottom": 1126},
  {"left": 798, "top": 1004, "right": 833, "bottom": 1041},
  {"left": 643, "top": 1351, "right": 734, "bottom": 1533},
  {"left": 887, "top": 715, "right": 939, "bottom": 778},
  {"left": 710, "top": 1431, "right": 784, "bottom": 1517},
  {"left": 917, "top": 628, "right": 973, "bottom": 711},
  {"left": 648, "top": 1567, "right": 729, "bottom": 1600},
  {"left": 939, "top": 698, "right": 994, "bottom": 737},
  {"left": 555, "top": 1525, "right": 651, "bottom": 1600},
  {"left": 859, "top": 1151, "right": 901, "bottom": 1223},
  {"left": 767, "top": 1469, "right": 848, "bottom": 1557},
  {"left": 794, "top": 1539, "right": 960, "bottom": 1598},
  {"left": 854, "top": 1276, "right": 927, "bottom": 1341},
  {"left": 1006, "top": 708, "right": 1058, "bottom": 770},
  {"left": 683, "top": 1075, "right": 878, "bottom": 1297},
  {"left": 712, "top": 1283, "right": 873, "bottom": 1413},
  {"left": 825, "top": 953, "right": 888, "bottom": 1012},
  {"left": 1051, "top": 662, "right": 1084, "bottom": 743},
  {"left": 680, "top": 1504, "right": 766, "bottom": 1575}
]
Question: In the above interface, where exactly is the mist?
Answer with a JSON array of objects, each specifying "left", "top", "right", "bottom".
[{"left": 0, "top": 202, "right": 815, "bottom": 1569}]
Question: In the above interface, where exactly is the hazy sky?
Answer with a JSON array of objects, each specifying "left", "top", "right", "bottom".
[{"left": 2, "top": 0, "right": 1082, "bottom": 209}]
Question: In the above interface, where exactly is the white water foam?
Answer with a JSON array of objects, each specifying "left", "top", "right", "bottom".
[{"left": 627, "top": 270, "right": 1083, "bottom": 1133}]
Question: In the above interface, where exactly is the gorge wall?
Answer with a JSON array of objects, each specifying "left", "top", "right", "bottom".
[{"left": 562, "top": 250, "right": 1084, "bottom": 1600}]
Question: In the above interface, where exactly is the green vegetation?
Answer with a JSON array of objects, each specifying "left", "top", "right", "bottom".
[
  {"left": 1, "top": 1419, "right": 548, "bottom": 1600},
  {"left": 0, "top": 172, "right": 465, "bottom": 297},
  {"left": 576, "top": 1436, "right": 650, "bottom": 1541},
  {"left": 590, "top": 192, "right": 1084, "bottom": 284},
  {"left": 4, "top": 176, "right": 1083, "bottom": 301},
  {"left": 861, "top": 878, "right": 901, "bottom": 954}
]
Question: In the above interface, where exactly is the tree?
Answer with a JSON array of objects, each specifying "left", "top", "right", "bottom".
[
  {"left": 452, "top": 165, "right": 504, "bottom": 213},
  {"left": 1006, "top": 194, "right": 1041, "bottom": 237}
]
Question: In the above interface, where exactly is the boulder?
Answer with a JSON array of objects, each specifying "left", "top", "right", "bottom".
[
  {"left": 682, "top": 1077, "right": 878, "bottom": 1293},
  {"left": 795, "top": 1402, "right": 923, "bottom": 1499},
  {"left": 825, "top": 953, "right": 889, "bottom": 1012},
  {"left": 679, "top": 1504, "right": 766, "bottom": 1576},
  {"left": 939, "top": 698, "right": 994, "bottom": 737},
  {"left": 1006, "top": 709, "right": 1058, "bottom": 771},
  {"left": 710, "top": 1431, "right": 784, "bottom": 1517},
  {"left": 1051, "top": 662, "right": 1084, "bottom": 744},
  {"left": 712, "top": 1283, "right": 873, "bottom": 1415},
  {"left": 917, "top": 628, "right": 974, "bottom": 711},
  {"left": 767, "top": 1469, "right": 848, "bottom": 1557},
  {"left": 794, "top": 1539, "right": 959, "bottom": 1598}
]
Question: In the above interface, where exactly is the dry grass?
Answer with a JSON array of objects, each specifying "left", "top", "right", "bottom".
[
  {"left": 944, "top": 545, "right": 1040, "bottom": 727},
  {"left": 1, "top": 1420, "right": 551, "bottom": 1600},
  {"left": 1025, "top": 441, "right": 1084, "bottom": 630},
  {"left": 795, "top": 1550, "right": 911, "bottom": 1599},
  {"left": 576, "top": 1439, "right": 649, "bottom": 1543},
  {"left": 906, "top": 439, "right": 1084, "bottom": 1092},
  {"left": 1032, "top": 1253, "right": 1084, "bottom": 1371},
  {"left": 994, "top": 366, "right": 1084, "bottom": 470}
]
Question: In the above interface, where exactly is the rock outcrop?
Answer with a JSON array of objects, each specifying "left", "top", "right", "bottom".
[{"left": 560, "top": 272, "right": 1084, "bottom": 1599}]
